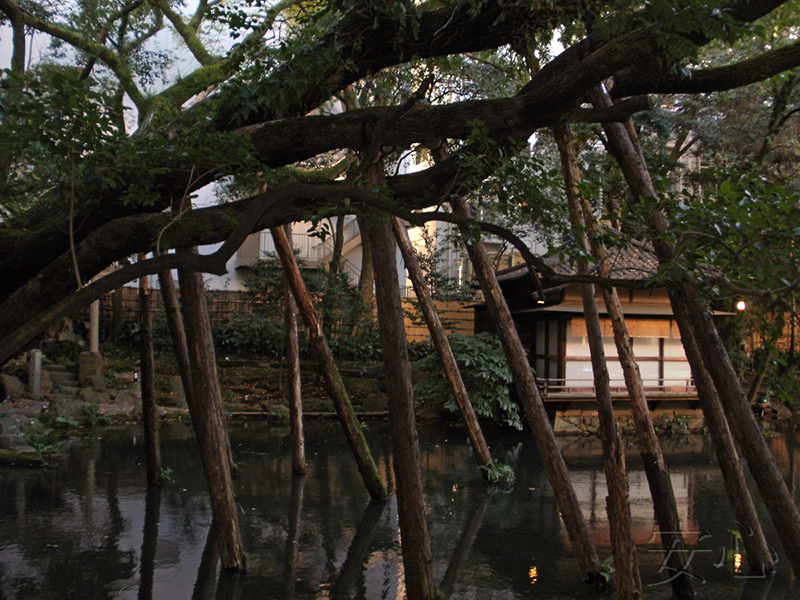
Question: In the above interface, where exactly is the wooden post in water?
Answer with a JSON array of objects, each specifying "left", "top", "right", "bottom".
[
  {"left": 138, "top": 258, "right": 162, "bottom": 487},
  {"left": 390, "top": 215, "right": 495, "bottom": 473},
  {"left": 589, "top": 86, "right": 780, "bottom": 576},
  {"left": 177, "top": 253, "right": 246, "bottom": 570},
  {"left": 450, "top": 196, "right": 602, "bottom": 582},
  {"left": 270, "top": 226, "right": 387, "bottom": 502},
  {"left": 368, "top": 212, "right": 438, "bottom": 600},
  {"left": 426, "top": 138, "right": 601, "bottom": 581},
  {"left": 554, "top": 123, "right": 641, "bottom": 598},
  {"left": 281, "top": 224, "right": 306, "bottom": 474}
]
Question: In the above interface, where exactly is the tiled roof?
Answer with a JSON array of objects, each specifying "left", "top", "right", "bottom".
[{"left": 496, "top": 242, "right": 659, "bottom": 283}]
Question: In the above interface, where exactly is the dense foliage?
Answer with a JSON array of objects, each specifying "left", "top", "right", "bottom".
[
  {"left": 0, "top": 0, "right": 799, "bottom": 379},
  {"left": 414, "top": 333, "right": 520, "bottom": 429}
]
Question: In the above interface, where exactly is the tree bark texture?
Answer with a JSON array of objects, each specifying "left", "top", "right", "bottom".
[
  {"left": 367, "top": 214, "right": 438, "bottom": 600},
  {"left": 283, "top": 231, "right": 306, "bottom": 473},
  {"left": 681, "top": 285, "right": 800, "bottom": 574},
  {"left": 390, "top": 215, "right": 495, "bottom": 473},
  {"left": 669, "top": 289, "right": 775, "bottom": 573},
  {"left": 270, "top": 226, "right": 387, "bottom": 501},
  {"left": 177, "top": 258, "right": 246, "bottom": 570},
  {"left": 157, "top": 269, "right": 198, "bottom": 411},
  {"left": 554, "top": 125, "right": 641, "bottom": 599},
  {"left": 588, "top": 87, "right": 783, "bottom": 574},
  {"left": 138, "top": 265, "right": 162, "bottom": 487},
  {"left": 451, "top": 197, "right": 602, "bottom": 582},
  {"left": 356, "top": 214, "right": 375, "bottom": 313}
]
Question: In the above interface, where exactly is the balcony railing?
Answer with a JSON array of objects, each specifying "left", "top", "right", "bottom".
[{"left": 537, "top": 377, "right": 697, "bottom": 399}]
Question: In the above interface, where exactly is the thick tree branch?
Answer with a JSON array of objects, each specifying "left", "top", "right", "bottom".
[
  {"left": 0, "top": 0, "right": 26, "bottom": 73},
  {"left": 611, "top": 38, "right": 800, "bottom": 97},
  {"left": 148, "top": 0, "right": 214, "bottom": 66},
  {"left": 3, "top": 0, "right": 148, "bottom": 108}
]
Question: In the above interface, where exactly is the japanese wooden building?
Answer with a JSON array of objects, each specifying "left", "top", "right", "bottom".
[{"left": 475, "top": 245, "right": 699, "bottom": 401}]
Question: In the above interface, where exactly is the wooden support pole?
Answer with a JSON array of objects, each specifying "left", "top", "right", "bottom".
[
  {"left": 588, "top": 86, "right": 782, "bottom": 576},
  {"left": 390, "top": 215, "right": 495, "bottom": 472},
  {"left": 178, "top": 256, "right": 246, "bottom": 571},
  {"left": 138, "top": 260, "right": 162, "bottom": 487},
  {"left": 270, "top": 226, "right": 387, "bottom": 501},
  {"left": 368, "top": 213, "right": 438, "bottom": 600},
  {"left": 554, "top": 123, "right": 642, "bottom": 599},
  {"left": 450, "top": 196, "right": 602, "bottom": 582},
  {"left": 282, "top": 224, "right": 306, "bottom": 474},
  {"left": 157, "top": 269, "right": 198, "bottom": 410}
]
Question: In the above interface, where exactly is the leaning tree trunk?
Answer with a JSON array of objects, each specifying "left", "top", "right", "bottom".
[
  {"left": 429, "top": 135, "right": 600, "bottom": 581},
  {"left": 450, "top": 196, "right": 602, "bottom": 583},
  {"left": 557, "top": 121, "right": 692, "bottom": 598},
  {"left": 669, "top": 289, "right": 775, "bottom": 574},
  {"left": 682, "top": 285, "right": 800, "bottom": 573},
  {"left": 588, "top": 87, "right": 779, "bottom": 575},
  {"left": 157, "top": 269, "right": 197, "bottom": 410},
  {"left": 367, "top": 211, "right": 438, "bottom": 600},
  {"left": 282, "top": 224, "right": 306, "bottom": 474},
  {"left": 554, "top": 125, "right": 641, "bottom": 599},
  {"left": 138, "top": 259, "right": 162, "bottom": 487},
  {"left": 270, "top": 226, "right": 387, "bottom": 501},
  {"left": 390, "top": 215, "right": 495, "bottom": 473},
  {"left": 177, "top": 253, "right": 246, "bottom": 571}
]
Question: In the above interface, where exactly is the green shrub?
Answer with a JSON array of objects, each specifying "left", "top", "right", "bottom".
[
  {"left": 116, "top": 312, "right": 172, "bottom": 350},
  {"left": 213, "top": 311, "right": 285, "bottom": 358},
  {"left": 413, "top": 332, "right": 521, "bottom": 429}
]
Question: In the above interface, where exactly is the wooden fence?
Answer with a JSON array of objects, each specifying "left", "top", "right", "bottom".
[
  {"left": 92, "top": 287, "right": 477, "bottom": 338},
  {"left": 97, "top": 286, "right": 251, "bottom": 326},
  {"left": 402, "top": 299, "right": 475, "bottom": 343}
]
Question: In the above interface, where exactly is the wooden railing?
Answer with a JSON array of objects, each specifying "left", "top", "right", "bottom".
[{"left": 537, "top": 377, "right": 697, "bottom": 399}]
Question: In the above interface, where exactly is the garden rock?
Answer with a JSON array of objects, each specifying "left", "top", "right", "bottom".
[
  {"left": 48, "top": 397, "right": 87, "bottom": 421},
  {"left": 128, "top": 404, "right": 166, "bottom": 421},
  {"left": 115, "top": 382, "right": 142, "bottom": 407},
  {"left": 169, "top": 375, "right": 188, "bottom": 408},
  {"left": 78, "top": 388, "right": 112, "bottom": 406},
  {"left": 78, "top": 352, "right": 104, "bottom": 387},
  {"left": 1, "top": 374, "right": 26, "bottom": 400},
  {"left": 38, "top": 370, "right": 53, "bottom": 396}
]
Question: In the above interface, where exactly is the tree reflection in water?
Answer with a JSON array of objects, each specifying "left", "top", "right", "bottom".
[{"left": 0, "top": 420, "right": 798, "bottom": 599}]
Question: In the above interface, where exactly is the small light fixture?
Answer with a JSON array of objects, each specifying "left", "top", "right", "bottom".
[
  {"left": 736, "top": 300, "right": 746, "bottom": 311},
  {"left": 529, "top": 566, "right": 538, "bottom": 584}
]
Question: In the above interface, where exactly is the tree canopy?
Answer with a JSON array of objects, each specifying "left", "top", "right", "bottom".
[{"left": 1, "top": 0, "right": 800, "bottom": 364}]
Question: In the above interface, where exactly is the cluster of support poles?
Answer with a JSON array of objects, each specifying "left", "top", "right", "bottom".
[{"left": 130, "top": 100, "right": 800, "bottom": 600}]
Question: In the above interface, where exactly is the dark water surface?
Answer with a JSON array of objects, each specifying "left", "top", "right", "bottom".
[{"left": 1, "top": 419, "right": 799, "bottom": 599}]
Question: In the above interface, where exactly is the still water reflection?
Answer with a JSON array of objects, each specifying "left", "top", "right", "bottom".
[{"left": 1, "top": 420, "right": 799, "bottom": 599}]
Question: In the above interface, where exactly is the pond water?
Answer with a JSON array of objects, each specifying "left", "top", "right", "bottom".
[{"left": 1, "top": 419, "right": 799, "bottom": 599}]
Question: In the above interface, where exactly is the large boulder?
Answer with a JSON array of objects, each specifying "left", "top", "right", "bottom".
[
  {"left": 78, "top": 388, "right": 112, "bottom": 406},
  {"left": 115, "top": 382, "right": 142, "bottom": 407},
  {"left": 47, "top": 397, "right": 87, "bottom": 422},
  {"left": 78, "top": 352, "right": 104, "bottom": 388},
  {"left": 1, "top": 373, "right": 26, "bottom": 400}
]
